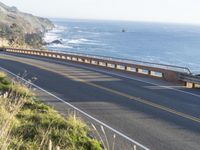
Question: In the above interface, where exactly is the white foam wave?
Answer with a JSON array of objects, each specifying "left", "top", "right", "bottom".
[
  {"left": 44, "top": 24, "right": 67, "bottom": 43},
  {"left": 52, "top": 25, "right": 67, "bottom": 33},
  {"left": 77, "top": 30, "right": 100, "bottom": 35},
  {"left": 67, "top": 38, "right": 91, "bottom": 44},
  {"left": 48, "top": 44, "right": 73, "bottom": 49},
  {"left": 44, "top": 33, "right": 60, "bottom": 43}
]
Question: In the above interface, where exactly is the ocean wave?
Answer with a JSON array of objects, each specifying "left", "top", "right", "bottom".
[
  {"left": 48, "top": 43, "right": 73, "bottom": 49},
  {"left": 43, "top": 25, "right": 67, "bottom": 43},
  {"left": 52, "top": 25, "right": 67, "bottom": 33},
  {"left": 77, "top": 30, "right": 100, "bottom": 35},
  {"left": 43, "top": 33, "right": 60, "bottom": 43},
  {"left": 67, "top": 38, "right": 92, "bottom": 44}
]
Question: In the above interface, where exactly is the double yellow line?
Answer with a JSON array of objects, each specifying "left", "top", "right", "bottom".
[
  {"left": 84, "top": 82, "right": 200, "bottom": 123},
  {"left": 1, "top": 55, "right": 200, "bottom": 123}
]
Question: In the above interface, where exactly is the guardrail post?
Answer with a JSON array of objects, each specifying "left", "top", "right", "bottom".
[
  {"left": 61, "top": 56, "right": 66, "bottom": 59},
  {"left": 125, "top": 66, "right": 131, "bottom": 71},
  {"left": 78, "top": 58, "right": 83, "bottom": 62},
  {"left": 72, "top": 57, "right": 78, "bottom": 61},
  {"left": 114, "top": 64, "right": 117, "bottom": 69},
  {"left": 186, "top": 82, "right": 195, "bottom": 88},
  {"left": 116, "top": 65, "right": 120, "bottom": 69},
  {"left": 84, "top": 59, "right": 90, "bottom": 64},
  {"left": 148, "top": 70, "right": 151, "bottom": 75},
  {"left": 194, "top": 84, "right": 200, "bottom": 88},
  {"left": 136, "top": 68, "right": 139, "bottom": 73},
  {"left": 105, "top": 62, "right": 108, "bottom": 67}
]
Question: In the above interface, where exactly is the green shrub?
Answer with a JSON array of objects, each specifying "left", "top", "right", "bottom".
[
  {"left": 0, "top": 72, "right": 6, "bottom": 81},
  {"left": 0, "top": 73, "right": 11, "bottom": 93},
  {"left": 9, "top": 83, "right": 34, "bottom": 99},
  {"left": 10, "top": 100, "right": 102, "bottom": 150},
  {"left": 0, "top": 83, "right": 10, "bottom": 91},
  {"left": 0, "top": 72, "right": 102, "bottom": 150},
  {"left": 1, "top": 78, "right": 12, "bottom": 85}
]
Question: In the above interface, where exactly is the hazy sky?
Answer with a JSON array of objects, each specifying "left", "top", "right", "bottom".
[{"left": 1, "top": 0, "right": 200, "bottom": 24}]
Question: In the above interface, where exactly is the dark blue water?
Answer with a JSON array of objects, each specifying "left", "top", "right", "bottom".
[{"left": 44, "top": 19, "right": 200, "bottom": 73}]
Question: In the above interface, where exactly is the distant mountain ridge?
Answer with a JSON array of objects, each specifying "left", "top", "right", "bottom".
[{"left": 0, "top": 1, "right": 54, "bottom": 48}]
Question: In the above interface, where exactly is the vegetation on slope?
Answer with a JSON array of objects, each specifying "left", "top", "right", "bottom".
[
  {"left": 0, "top": 2, "right": 54, "bottom": 48},
  {"left": 0, "top": 72, "right": 101, "bottom": 150}
]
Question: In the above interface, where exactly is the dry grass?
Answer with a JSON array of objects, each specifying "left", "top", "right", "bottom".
[
  {"left": 0, "top": 72, "right": 102, "bottom": 150},
  {"left": 0, "top": 72, "right": 6, "bottom": 79}
]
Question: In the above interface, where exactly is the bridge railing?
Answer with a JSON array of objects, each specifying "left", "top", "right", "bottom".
[{"left": 2, "top": 47, "right": 200, "bottom": 87}]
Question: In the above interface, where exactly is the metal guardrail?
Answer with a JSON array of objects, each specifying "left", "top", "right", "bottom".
[
  {"left": 5, "top": 47, "right": 191, "bottom": 74},
  {"left": 2, "top": 47, "right": 200, "bottom": 87},
  {"left": 52, "top": 50, "right": 192, "bottom": 74},
  {"left": 179, "top": 73, "right": 200, "bottom": 85}
]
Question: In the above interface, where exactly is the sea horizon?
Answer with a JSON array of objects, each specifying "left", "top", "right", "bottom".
[
  {"left": 44, "top": 18, "right": 200, "bottom": 74},
  {"left": 49, "top": 17, "right": 200, "bottom": 27}
]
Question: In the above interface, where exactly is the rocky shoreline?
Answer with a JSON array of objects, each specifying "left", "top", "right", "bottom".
[{"left": 0, "top": 2, "right": 54, "bottom": 49}]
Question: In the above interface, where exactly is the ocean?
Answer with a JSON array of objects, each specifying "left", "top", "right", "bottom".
[{"left": 44, "top": 19, "right": 200, "bottom": 74}]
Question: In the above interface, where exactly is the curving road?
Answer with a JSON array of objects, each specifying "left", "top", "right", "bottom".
[{"left": 0, "top": 52, "right": 200, "bottom": 150}]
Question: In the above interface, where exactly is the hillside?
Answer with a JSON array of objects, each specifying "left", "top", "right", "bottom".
[{"left": 0, "top": 2, "right": 54, "bottom": 48}]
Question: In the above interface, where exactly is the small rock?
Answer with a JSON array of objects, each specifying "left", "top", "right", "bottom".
[{"left": 51, "top": 40, "right": 62, "bottom": 44}]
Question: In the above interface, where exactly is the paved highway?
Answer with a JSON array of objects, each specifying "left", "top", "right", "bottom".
[{"left": 0, "top": 52, "right": 200, "bottom": 150}]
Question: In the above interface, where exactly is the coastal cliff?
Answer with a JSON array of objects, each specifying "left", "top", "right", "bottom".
[{"left": 0, "top": 2, "right": 54, "bottom": 48}]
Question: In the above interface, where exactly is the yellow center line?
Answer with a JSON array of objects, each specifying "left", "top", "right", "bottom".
[{"left": 1, "top": 55, "right": 200, "bottom": 123}]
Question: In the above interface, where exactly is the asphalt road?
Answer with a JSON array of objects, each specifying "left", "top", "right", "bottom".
[{"left": 0, "top": 52, "right": 200, "bottom": 150}]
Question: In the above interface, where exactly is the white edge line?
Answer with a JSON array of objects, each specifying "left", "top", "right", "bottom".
[
  {"left": 0, "top": 66, "right": 150, "bottom": 150},
  {"left": 2, "top": 53, "right": 200, "bottom": 98},
  {"left": 19, "top": 53, "right": 200, "bottom": 98},
  {"left": 94, "top": 68, "right": 200, "bottom": 98}
]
